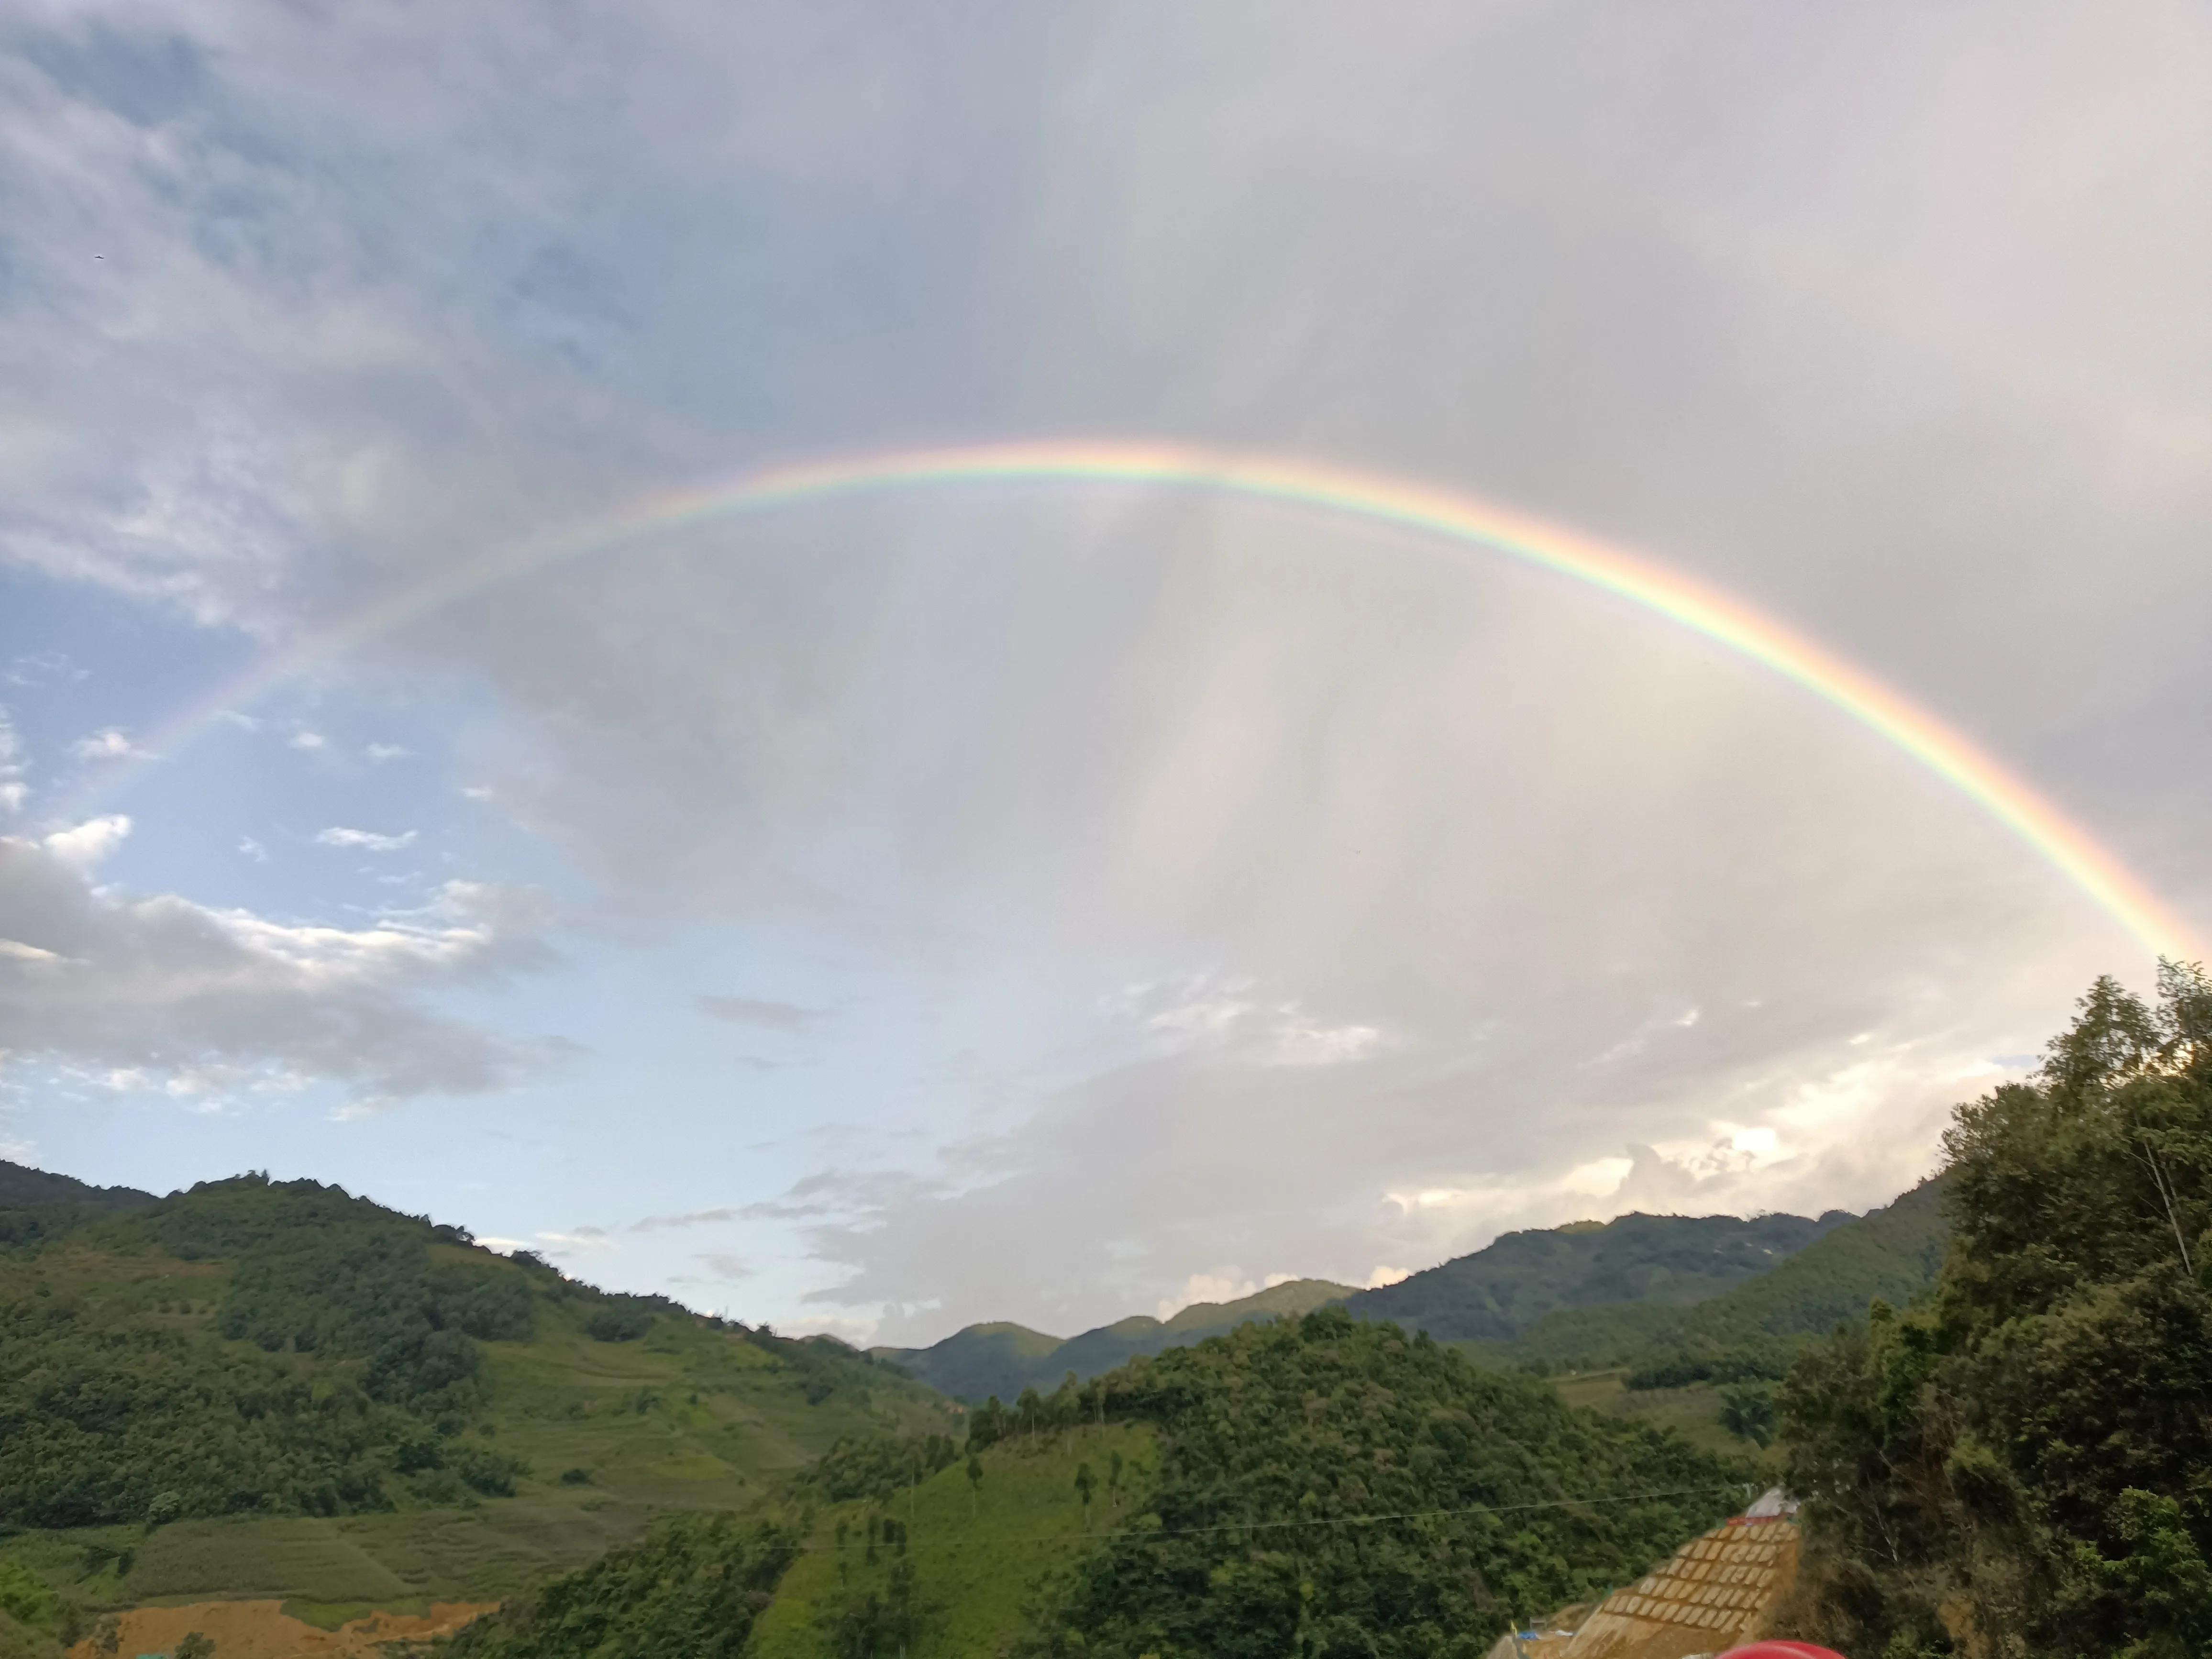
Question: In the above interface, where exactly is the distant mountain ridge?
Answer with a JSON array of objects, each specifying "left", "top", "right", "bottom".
[
  {"left": 1488, "top": 1175, "right": 1952, "bottom": 1370},
  {"left": 874, "top": 1206, "right": 1889, "bottom": 1402},
  {"left": 1340, "top": 1207, "right": 1858, "bottom": 1341},
  {"left": 873, "top": 1277, "right": 1354, "bottom": 1401}
]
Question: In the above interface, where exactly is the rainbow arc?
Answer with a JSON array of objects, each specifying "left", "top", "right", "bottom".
[{"left": 96, "top": 439, "right": 2201, "bottom": 963}]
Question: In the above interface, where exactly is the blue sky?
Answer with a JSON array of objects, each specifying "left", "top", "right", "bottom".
[{"left": 4, "top": 1, "right": 2210, "bottom": 1344}]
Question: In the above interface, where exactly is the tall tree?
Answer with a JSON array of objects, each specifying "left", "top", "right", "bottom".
[{"left": 1780, "top": 963, "right": 2212, "bottom": 1659}]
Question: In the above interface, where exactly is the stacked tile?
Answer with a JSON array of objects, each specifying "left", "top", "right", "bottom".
[{"left": 1555, "top": 1519, "right": 1800, "bottom": 1659}]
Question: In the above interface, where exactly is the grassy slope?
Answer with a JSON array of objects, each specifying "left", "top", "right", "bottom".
[
  {"left": 0, "top": 1178, "right": 954, "bottom": 1614},
  {"left": 751, "top": 1424, "right": 1157, "bottom": 1659},
  {"left": 876, "top": 1279, "right": 1355, "bottom": 1403}
]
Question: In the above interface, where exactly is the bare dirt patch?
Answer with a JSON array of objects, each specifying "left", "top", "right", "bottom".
[{"left": 70, "top": 1600, "right": 496, "bottom": 1659}]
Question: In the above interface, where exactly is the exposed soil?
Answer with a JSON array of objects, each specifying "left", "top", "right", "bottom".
[{"left": 69, "top": 1600, "right": 497, "bottom": 1659}]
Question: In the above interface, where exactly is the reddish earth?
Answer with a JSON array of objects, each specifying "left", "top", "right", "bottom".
[{"left": 70, "top": 1600, "right": 497, "bottom": 1659}]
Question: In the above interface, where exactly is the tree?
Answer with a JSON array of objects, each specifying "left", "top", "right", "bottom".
[
  {"left": 1718, "top": 1382, "right": 1773, "bottom": 1448},
  {"left": 966, "top": 1453, "right": 983, "bottom": 1516},
  {"left": 1778, "top": 964, "right": 2212, "bottom": 1658},
  {"left": 1074, "top": 1461, "right": 1096, "bottom": 1527},
  {"left": 174, "top": 1635, "right": 214, "bottom": 1659}
]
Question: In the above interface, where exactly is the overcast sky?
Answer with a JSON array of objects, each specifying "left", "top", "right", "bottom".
[{"left": 3, "top": 1, "right": 2209, "bottom": 1344}]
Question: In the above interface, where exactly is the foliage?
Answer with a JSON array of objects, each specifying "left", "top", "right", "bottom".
[
  {"left": 801, "top": 1431, "right": 962, "bottom": 1504},
  {"left": 821, "top": 1558, "right": 929, "bottom": 1659},
  {"left": 0, "top": 1173, "right": 928, "bottom": 1533},
  {"left": 0, "top": 1563, "right": 72, "bottom": 1659},
  {"left": 1626, "top": 1351, "right": 1784, "bottom": 1391},
  {"left": 1343, "top": 1211, "right": 1853, "bottom": 1344},
  {"left": 0, "top": 1616, "right": 62, "bottom": 1659},
  {"left": 1717, "top": 1383, "right": 1774, "bottom": 1448},
  {"left": 584, "top": 1310, "right": 653, "bottom": 1344},
  {"left": 0, "top": 1175, "right": 549, "bottom": 1526},
  {"left": 0, "top": 1565, "right": 67, "bottom": 1642},
  {"left": 1466, "top": 1183, "right": 1951, "bottom": 1380},
  {"left": 445, "top": 1512, "right": 799, "bottom": 1659},
  {"left": 0, "top": 1275, "right": 395, "bottom": 1527},
  {"left": 1024, "top": 1306, "right": 1751, "bottom": 1659},
  {"left": 1778, "top": 965, "right": 2212, "bottom": 1659},
  {"left": 210, "top": 1187, "right": 536, "bottom": 1411},
  {"left": 0, "top": 1164, "right": 156, "bottom": 1251},
  {"left": 752, "top": 1424, "right": 1158, "bottom": 1659}
]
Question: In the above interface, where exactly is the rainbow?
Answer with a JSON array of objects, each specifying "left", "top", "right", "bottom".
[{"left": 97, "top": 438, "right": 2201, "bottom": 962}]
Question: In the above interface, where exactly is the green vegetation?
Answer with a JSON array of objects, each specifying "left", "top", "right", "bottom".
[
  {"left": 1441, "top": 1179, "right": 1951, "bottom": 1418},
  {"left": 0, "top": 1562, "right": 72, "bottom": 1659},
  {"left": 1023, "top": 1307, "right": 1750, "bottom": 1659},
  {"left": 874, "top": 1279, "right": 1352, "bottom": 1403},
  {"left": 0, "top": 1168, "right": 954, "bottom": 1607},
  {"left": 1343, "top": 1209, "right": 1853, "bottom": 1342},
  {"left": 752, "top": 1424, "right": 1158, "bottom": 1659},
  {"left": 468, "top": 1309, "right": 1746, "bottom": 1659},
  {"left": 0, "top": 1166, "right": 154, "bottom": 1251},
  {"left": 447, "top": 1512, "right": 800, "bottom": 1659},
  {"left": 1777, "top": 967, "right": 2212, "bottom": 1659}
]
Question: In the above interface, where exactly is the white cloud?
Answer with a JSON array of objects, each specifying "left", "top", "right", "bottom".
[
  {"left": 43, "top": 815, "right": 131, "bottom": 873},
  {"left": 238, "top": 836, "right": 268, "bottom": 862},
  {"left": 316, "top": 826, "right": 418, "bottom": 852},
  {"left": 694, "top": 1252, "right": 752, "bottom": 1281},
  {"left": 0, "top": 833, "right": 561, "bottom": 1107},
  {"left": 537, "top": 1227, "right": 614, "bottom": 1255},
  {"left": 68, "top": 728, "right": 152, "bottom": 762},
  {"left": 1106, "top": 976, "right": 1386, "bottom": 1068},
  {"left": 365, "top": 743, "right": 411, "bottom": 762},
  {"left": 6, "top": 653, "right": 87, "bottom": 687},
  {"left": 1364, "top": 1265, "right": 1411, "bottom": 1289},
  {"left": 1156, "top": 1270, "right": 1257, "bottom": 1321},
  {"left": 288, "top": 731, "right": 328, "bottom": 751}
]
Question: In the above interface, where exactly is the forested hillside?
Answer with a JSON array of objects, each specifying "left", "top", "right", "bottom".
[
  {"left": 875, "top": 1277, "right": 1351, "bottom": 1402},
  {"left": 1485, "top": 1177, "right": 1952, "bottom": 1376},
  {"left": 1776, "top": 967, "right": 2212, "bottom": 1659},
  {"left": 0, "top": 1168, "right": 951, "bottom": 1608},
  {"left": 1027, "top": 1309, "right": 1752, "bottom": 1659},
  {"left": 0, "top": 1164, "right": 155, "bottom": 1248},
  {"left": 1343, "top": 1209, "right": 1854, "bottom": 1341},
  {"left": 457, "top": 1306, "right": 1753, "bottom": 1659}
]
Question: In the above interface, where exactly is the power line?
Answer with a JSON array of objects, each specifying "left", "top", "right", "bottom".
[{"left": 801, "top": 1481, "right": 1756, "bottom": 1555}]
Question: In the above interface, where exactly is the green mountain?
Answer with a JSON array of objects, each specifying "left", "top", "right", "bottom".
[
  {"left": 868, "top": 1320, "right": 1065, "bottom": 1402},
  {"left": 873, "top": 1277, "right": 1353, "bottom": 1402},
  {"left": 1341, "top": 1207, "right": 1857, "bottom": 1341},
  {"left": 0, "top": 1163, "right": 154, "bottom": 1210},
  {"left": 0, "top": 1163, "right": 156, "bottom": 1249},
  {"left": 0, "top": 1162, "right": 952, "bottom": 1611},
  {"left": 460, "top": 1308, "right": 1750, "bottom": 1659},
  {"left": 1479, "top": 1177, "right": 1953, "bottom": 1375}
]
